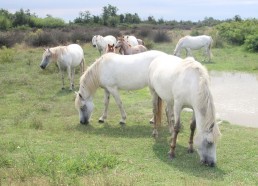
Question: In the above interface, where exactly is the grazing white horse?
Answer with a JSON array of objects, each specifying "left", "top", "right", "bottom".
[
  {"left": 74, "top": 50, "right": 166, "bottom": 125},
  {"left": 123, "top": 35, "right": 139, "bottom": 46},
  {"left": 115, "top": 37, "right": 147, "bottom": 55},
  {"left": 149, "top": 55, "right": 221, "bottom": 166},
  {"left": 40, "top": 44, "right": 85, "bottom": 90},
  {"left": 92, "top": 35, "right": 116, "bottom": 55},
  {"left": 174, "top": 35, "right": 213, "bottom": 62}
]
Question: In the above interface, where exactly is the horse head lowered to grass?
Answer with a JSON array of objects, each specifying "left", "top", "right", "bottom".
[
  {"left": 174, "top": 35, "right": 213, "bottom": 62},
  {"left": 74, "top": 50, "right": 166, "bottom": 125},
  {"left": 149, "top": 55, "right": 221, "bottom": 166}
]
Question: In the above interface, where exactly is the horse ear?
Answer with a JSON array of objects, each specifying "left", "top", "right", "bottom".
[
  {"left": 74, "top": 91, "right": 78, "bottom": 96},
  {"left": 112, "top": 44, "right": 115, "bottom": 47}
]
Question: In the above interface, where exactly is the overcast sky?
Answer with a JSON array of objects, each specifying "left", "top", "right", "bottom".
[{"left": 2, "top": 0, "right": 258, "bottom": 22}]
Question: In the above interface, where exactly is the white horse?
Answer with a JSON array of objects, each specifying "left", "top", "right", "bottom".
[
  {"left": 74, "top": 50, "right": 166, "bottom": 125},
  {"left": 92, "top": 35, "right": 116, "bottom": 55},
  {"left": 40, "top": 44, "right": 85, "bottom": 90},
  {"left": 149, "top": 55, "right": 221, "bottom": 166},
  {"left": 123, "top": 35, "right": 139, "bottom": 46},
  {"left": 173, "top": 35, "right": 213, "bottom": 62}
]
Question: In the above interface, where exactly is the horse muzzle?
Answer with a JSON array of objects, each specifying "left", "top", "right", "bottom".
[
  {"left": 92, "top": 44, "right": 96, "bottom": 47},
  {"left": 80, "top": 118, "right": 89, "bottom": 125},
  {"left": 40, "top": 65, "right": 46, "bottom": 69}
]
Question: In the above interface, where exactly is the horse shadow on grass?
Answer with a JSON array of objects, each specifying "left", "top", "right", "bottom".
[
  {"left": 152, "top": 130, "right": 226, "bottom": 181},
  {"left": 74, "top": 120, "right": 155, "bottom": 139}
]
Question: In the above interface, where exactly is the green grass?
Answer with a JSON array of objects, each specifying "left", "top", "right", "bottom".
[{"left": 0, "top": 43, "right": 257, "bottom": 185}]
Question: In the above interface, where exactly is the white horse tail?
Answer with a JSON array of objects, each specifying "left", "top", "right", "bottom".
[{"left": 80, "top": 57, "right": 85, "bottom": 74}]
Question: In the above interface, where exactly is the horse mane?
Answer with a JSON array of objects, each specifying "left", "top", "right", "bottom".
[
  {"left": 79, "top": 57, "right": 101, "bottom": 95},
  {"left": 182, "top": 58, "right": 221, "bottom": 142},
  {"left": 49, "top": 46, "right": 67, "bottom": 60}
]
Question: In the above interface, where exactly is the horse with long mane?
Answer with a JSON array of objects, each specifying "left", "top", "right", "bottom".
[
  {"left": 149, "top": 55, "right": 221, "bottom": 166},
  {"left": 74, "top": 50, "right": 166, "bottom": 125},
  {"left": 115, "top": 37, "right": 147, "bottom": 55},
  {"left": 40, "top": 44, "right": 85, "bottom": 90},
  {"left": 173, "top": 35, "right": 213, "bottom": 62},
  {"left": 92, "top": 35, "right": 116, "bottom": 55}
]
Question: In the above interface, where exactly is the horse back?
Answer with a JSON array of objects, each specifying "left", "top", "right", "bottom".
[{"left": 99, "top": 50, "right": 165, "bottom": 90}]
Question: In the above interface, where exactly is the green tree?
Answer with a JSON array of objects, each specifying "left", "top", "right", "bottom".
[{"left": 102, "top": 4, "right": 118, "bottom": 26}]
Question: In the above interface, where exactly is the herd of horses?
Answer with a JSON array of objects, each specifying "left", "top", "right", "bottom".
[{"left": 40, "top": 34, "right": 220, "bottom": 167}]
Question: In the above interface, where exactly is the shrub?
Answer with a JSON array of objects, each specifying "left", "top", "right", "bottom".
[
  {"left": 244, "top": 33, "right": 258, "bottom": 52},
  {"left": 0, "top": 31, "right": 24, "bottom": 47},
  {"left": 153, "top": 30, "right": 171, "bottom": 43},
  {"left": 25, "top": 29, "right": 56, "bottom": 47},
  {"left": 144, "top": 39, "right": 154, "bottom": 49},
  {"left": 0, "top": 46, "right": 15, "bottom": 63}
]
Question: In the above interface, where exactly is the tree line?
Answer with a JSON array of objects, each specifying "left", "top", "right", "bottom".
[{"left": 0, "top": 4, "right": 232, "bottom": 30}]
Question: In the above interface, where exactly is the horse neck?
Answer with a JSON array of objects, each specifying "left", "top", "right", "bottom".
[
  {"left": 174, "top": 39, "right": 183, "bottom": 54},
  {"left": 79, "top": 59, "right": 101, "bottom": 97},
  {"left": 121, "top": 42, "right": 131, "bottom": 54}
]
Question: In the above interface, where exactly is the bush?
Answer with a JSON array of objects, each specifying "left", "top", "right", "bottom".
[
  {"left": 0, "top": 46, "right": 15, "bottom": 63},
  {"left": 25, "top": 29, "right": 56, "bottom": 47},
  {"left": 153, "top": 30, "right": 171, "bottom": 43},
  {"left": 143, "top": 39, "right": 154, "bottom": 49},
  {"left": 244, "top": 33, "right": 258, "bottom": 52},
  {"left": 0, "top": 31, "right": 24, "bottom": 47}
]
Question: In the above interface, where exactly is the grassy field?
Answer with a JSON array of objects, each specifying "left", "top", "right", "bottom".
[{"left": 0, "top": 42, "right": 258, "bottom": 185}]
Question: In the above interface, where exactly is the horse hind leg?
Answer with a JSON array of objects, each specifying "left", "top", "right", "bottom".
[
  {"left": 168, "top": 102, "right": 182, "bottom": 159},
  {"left": 188, "top": 114, "right": 196, "bottom": 153}
]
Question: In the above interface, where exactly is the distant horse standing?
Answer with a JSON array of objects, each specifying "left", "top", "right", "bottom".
[
  {"left": 74, "top": 50, "right": 166, "bottom": 125},
  {"left": 40, "top": 44, "right": 85, "bottom": 90},
  {"left": 115, "top": 38, "right": 147, "bottom": 55},
  {"left": 174, "top": 35, "right": 213, "bottom": 62},
  {"left": 92, "top": 35, "right": 116, "bottom": 55},
  {"left": 149, "top": 55, "right": 221, "bottom": 166}
]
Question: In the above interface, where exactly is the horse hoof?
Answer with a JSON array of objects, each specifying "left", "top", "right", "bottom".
[
  {"left": 168, "top": 153, "right": 175, "bottom": 160},
  {"left": 187, "top": 148, "right": 194, "bottom": 153},
  {"left": 119, "top": 121, "right": 126, "bottom": 125},
  {"left": 98, "top": 119, "right": 104, "bottom": 123}
]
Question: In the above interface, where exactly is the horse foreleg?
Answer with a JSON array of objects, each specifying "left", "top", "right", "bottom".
[
  {"left": 188, "top": 114, "right": 196, "bottom": 153},
  {"left": 99, "top": 89, "right": 110, "bottom": 123},
  {"left": 108, "top": 87, "right": 127, "bottom": 125},
  {"left": 186, "top": 48, "right": 192, "bottom": 57},
  {"left": 169, "top": 102, "right": 181, "bottom": 159}
]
